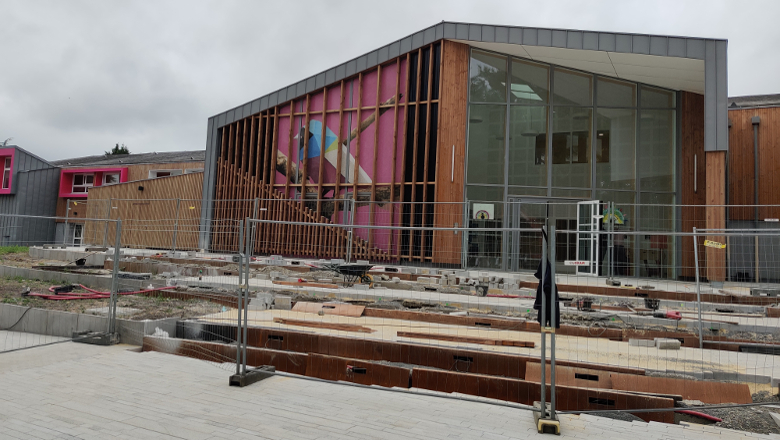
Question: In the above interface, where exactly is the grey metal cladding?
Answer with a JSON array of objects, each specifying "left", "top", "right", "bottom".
[
  {"left": 716, "top": 40, "right": 728, "bottom": 151},
  {"left": 269, "top": 92, "right": 278, "bottom": 107},
  {"left": 468, "top": 24, "right": 481, "bottom": 41},
  {"left": 552, "top": 30, "right": 567, "bottom": 48},
  {"left": 509, "top": 27, "right": 523, "bottom": 44},
  {"left": 377, "top": 46, "right": 389, "bottom": 64},
  {"left": 434, "top": 23, "right": 444, "bottom": 40},
  {"left": 455, "top": 23, "right": 468, "bottom": 40},
  {"left": 226, "top": 110, "right": 235, "bottom": 125},
  {"left": 217, "top": 113, "right": 226, "bottom": 127},
  {"left": 287, "top": 84, "right": 298, "bottom": 99},
  {"left": 632, "top": 35, "right": 650, "bottom": 54},
  {"left": 400, "top": 37, "right": 412, "bottom": 54},
  {"left": 567, "top": 31, "right": 583, "bottom": 49},
  {"left": 366, "top": 50, "right": 378, "bottom": 68},
  {"left": 423, "top": 26, "right": 436, "bottom": 44},
  {"left": 495, "top": 26, "right": 509, "bottom": 43},
  {"left": 260, "top": 96, "right": 269, "bottom": 111},
  {"left": 668, "top": 37, "right": 686, "bottom": 57},
  {"left": 704, "top": 40, "right": 717, "bottom": 152},
  {"left": 481, "top": 25, "right": 495, "bottom": 42},
  {"left": 296, "top": 81, "right": 306, "bottom": 97},
  {"left": 583, "top": 32, "right": 598, "bottom": 50},
  {"left": 325, "top": 68, "right": 336, "bottom": 85},
  {"left": 356, "top": 55, "right": 367, "bottom": 72},
  {"left": 443, "top": 22, "right": 457, "bottom": 39},
  {"left": 306, "top": 77, "right": 316, "bottom": 93},
  {"left": 335, "top": 64, "right": 346, "bottom": 81},
  {"left": 538, "top": 29, "right": 552, "bottom": 46},
  {"left": 650, "top": 36, "right": 667, "bottom": 56},
  {"left": 242, "top": 103, "right": 251, "bottom": 117},
  {"left": 388, "top": 41, "right": 400, "bottom": 58},
  {"left": 687, "top": 38, "right": 706, "bottom": 59},
  {"left": 598, "top": 33, "right": 616, "bottom": 51},
  {"left": 278, "top": 87, "right": 287, "bottom": 103},
  {"left": 250, "top": 99, "right": 260, "bottom": 114},
  {"left": 615, "top": 34, "right": 632, "bottom": 53},
  {"left": 522, "top": 28, "right": 537, "bottom": 45},
  {"left": 346, "top": 59, "right": 357, "bottom": 77},
  {"left": 315, "top": 73, "right": 325, "bottom": 90},
  {"left": 411, "top": 31, "right": 424, "bottom": 49}
]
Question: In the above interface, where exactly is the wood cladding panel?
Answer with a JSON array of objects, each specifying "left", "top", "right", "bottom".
[
  {"left": 728, "top": 107, "right": 780, "bottom": 220},
  {"left": 82, "top": 172, "right": 203, "bottom": 250},
  {"left": 432, "top": 40, "right": 468, "bottom": 265},
  {"left": 706, "top": 150, "right": 727, "bottom": 282},
  {"left": 680, "top": 92, "right": 706, "bottom": 279}
]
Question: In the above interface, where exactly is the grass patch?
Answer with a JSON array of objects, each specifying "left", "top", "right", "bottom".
[{"left": 0, "top": 246, "right": 28, "bottom": 255}]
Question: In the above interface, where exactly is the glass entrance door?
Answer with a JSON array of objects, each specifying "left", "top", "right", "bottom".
[{"left": 576, "top": 200, "right": 600, "bottom": 276}]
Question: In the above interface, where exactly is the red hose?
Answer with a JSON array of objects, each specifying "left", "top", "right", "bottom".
[
  {"left": 32, "top": 285, "right": 176, "bottom": 300},
  {"left": 675, "top": 409, "right": 722, "bottom": 422}
]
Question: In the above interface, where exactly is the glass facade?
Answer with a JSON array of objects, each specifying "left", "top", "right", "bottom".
[{"left": 466, "top": 48, "right": 678, "bottom": 272}]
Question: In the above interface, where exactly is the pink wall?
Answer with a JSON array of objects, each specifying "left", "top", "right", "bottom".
[
  {"left": 0, "top": 148, "right": 15, "bottom": 195},
  {"left": 59, "top": 167, "right": 128, "bottom": 198}
]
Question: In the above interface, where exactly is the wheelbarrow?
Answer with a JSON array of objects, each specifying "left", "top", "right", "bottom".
[{"left": 310, "top": 263, "right": 374, "bottom": 288}]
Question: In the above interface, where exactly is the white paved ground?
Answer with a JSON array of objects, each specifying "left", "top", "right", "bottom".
[{"left": 0, "top": 334, "right": 777, "bottom": 439}]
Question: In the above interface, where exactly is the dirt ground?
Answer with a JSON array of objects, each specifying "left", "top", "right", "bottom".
[{"left": 0, "top": 278, "right": 222, "bottom": 321}]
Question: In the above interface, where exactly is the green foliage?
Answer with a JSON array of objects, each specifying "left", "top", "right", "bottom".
[
  {"left": 0, "top": 246, "right": 28, "bottom": 256},
  {"left": 105, "top": 143, "right": 130, "bottom": 156}
]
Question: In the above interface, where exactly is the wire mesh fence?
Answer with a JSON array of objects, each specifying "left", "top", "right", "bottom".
[{"left": 6, "top": 197, "right": 780, "bottom": 427}]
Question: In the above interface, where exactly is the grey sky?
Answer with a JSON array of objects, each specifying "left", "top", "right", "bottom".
[{"left": 1, "top": 0, "right": 778, "bottom": 161}]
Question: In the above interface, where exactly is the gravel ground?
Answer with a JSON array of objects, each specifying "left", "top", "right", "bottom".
[{"left": 678, "top": 392, "right": 780, "bottom": 435}]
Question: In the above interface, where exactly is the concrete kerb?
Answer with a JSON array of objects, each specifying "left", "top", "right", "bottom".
[{"left": 0, "top": 303, "right": 180, "bottom": 345}]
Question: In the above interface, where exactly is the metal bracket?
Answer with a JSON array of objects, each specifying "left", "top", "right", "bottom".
[
  {"left": 229, "top": 365, "right": 276, "bottom": 387},
  {"left": 533, "top": 402, "right": 560, "bottom": 435}
]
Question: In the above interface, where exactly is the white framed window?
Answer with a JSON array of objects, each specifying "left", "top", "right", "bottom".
[
  {"left": 72, "top": 173, "right": 94, "bottom": 193},
  {"left": 2, "top": 157, "right": 10, "bottom": 189},
  {"left": 184, "top": 168, "right": 204, "bottom": 174},
  {"left": 148, "top": 169, "right": 182, "bottom": 179},
  {"left": 73, "top": 224, "right": 83, "bottom": 246},
  {"left": 103, "top": 172, "right": 120, "bottom": 185}
]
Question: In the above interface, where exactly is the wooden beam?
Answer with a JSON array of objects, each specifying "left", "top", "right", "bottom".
[
  {"left": 706, "top": 150, "right": 726, "bottom": 282},
  {"left": 397, "top": 331, "right": 535, "bottom": 348}
]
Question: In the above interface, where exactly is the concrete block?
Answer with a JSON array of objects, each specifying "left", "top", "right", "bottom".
[
  {"left": 356, "top": 260, "right": 370, "bottom": 265},
  {"left": 77, "top": 314, "right": 109, "bottom": 333},
  {"left": 18, "top": 308, "right": 49, "bottom": 335},
  {"left": 391, "top": 277, "right": 401, "bottom": 282},
  {"left": 771, "top": 377, "right": 780, "bottom": 388},
  {"left": 654, "top": 338, "right": 681, "bottom": 350},
  {"left": 253, "top": 273, "right": 269, "bottom": 280},
  {"left": 48, "top": 310, "right": 79, "bottom": 337},
  {"left": 628, "top": 339, "right": 655, "bottom": 347},
  {"left": 354, "top": 284, "right": 370, "bottom": 290},
  {"left": 118, "top": 272, "right": 152, "bottom": 280},
  {"left": 249, "top": 293, "right": 274, "bottom": 311},
  {"left": 117, "top": 320, "right": 145, "bottom": 345},
  {"left": 0, "top": 304, "right": 27, "bottom": 330},
  {"left": 274, "top": 296, "right": 292, "bottom": 310}
]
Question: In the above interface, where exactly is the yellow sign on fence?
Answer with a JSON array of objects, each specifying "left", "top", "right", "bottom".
[{"left": 704, "top": 240, "right": 726, "bottom": 249}]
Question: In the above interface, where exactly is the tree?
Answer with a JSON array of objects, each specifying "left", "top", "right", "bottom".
[{"left": 105, "top": 143, "right": 130, "bottom": 156}]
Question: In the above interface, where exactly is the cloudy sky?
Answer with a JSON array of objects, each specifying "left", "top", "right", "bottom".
[{"left": 1, "top": 0, "right": 778, "bottom": 161}]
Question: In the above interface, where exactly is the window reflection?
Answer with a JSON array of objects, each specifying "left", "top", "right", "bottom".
[{"left": 469, "top": 50, "right": 507, "bottom": 103}]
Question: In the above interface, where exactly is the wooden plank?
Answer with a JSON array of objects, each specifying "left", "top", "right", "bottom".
[
  {"left": 353, "top": 72, "right": 363, "bottom": 198},
  {"left": 679, "top": 91, "right": 706, "bottom": 279},
  {"left": 610, "top": 372, "right": 751, "bottom": 404},
  {"left": 272, "top": 280, "right": 339, "bottom": 289},
  {"left": 706, "top": 150, "right": 726, "bottom": 282},
  {"left": 387, "top": 58, "right": 402, "bottom": 257},
  {"left": 421, "top": 44, "right": 435, "bottom": 260},
  {"left": 369, "top": 65, "right": 381, "bottom": 253},
  {"left": 397, "top": 330, "right": 535, "bottom": 348},
  {"left": 291, "top": 301, "right": 365, "bottom": 317},
  {"left": 273, "top": 317, "right": 374, "bottom": 333}
]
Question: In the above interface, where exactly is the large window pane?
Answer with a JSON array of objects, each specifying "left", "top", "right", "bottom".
[
  {"left": 467, "top": 105, "right": 506, "bottom": 184},
  {"left": 638, "top": 192, "right": 675, "bottom": 278},
  {"left": 596, "top": 191, "right": 636, "bottom": 277},
  {"left": 638, "top": 110, "right": 675, "bottom": 191},
  {"left": 470, "top": 50, "right": 507, "bottom": 103},
  {"left": 597, "top": 77, "right": 636, "bottom": 107},
  {"left": 641, "top": 86, "right": 675, "bottom": 108},
  {"left": 466, "top": 186, "right": 504, "bottom": 269},
  {"left": 508, "top": 106, "right": 547, "bottom": 186},
  {"left": 553, "top": 69, "right": 592, "bottom": 106},
  {"left": 510, "top": 59, "right": 549, "bottom": 104},
  {"left": 552, "top": 107, "right": 592, "bottom": 188},
  {"left": 508, "top": 186, "right": 547, "bottom": 196},
  {"left": 596, "top": 108, "right": 636, "bottom": 190}
]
